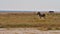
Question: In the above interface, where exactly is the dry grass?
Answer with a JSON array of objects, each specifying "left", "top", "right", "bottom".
[{"left": 0, "top": 12, "right": 60, "bottom": 30}]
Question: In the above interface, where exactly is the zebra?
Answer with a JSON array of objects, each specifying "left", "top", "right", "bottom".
[{"left": 37, "top": 12, "right": 46, "bottom": 19}]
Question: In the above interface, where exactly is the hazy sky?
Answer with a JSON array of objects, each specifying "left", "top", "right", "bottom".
[{"left": 0, "top": 0, "right": 60, "bottom": 11}]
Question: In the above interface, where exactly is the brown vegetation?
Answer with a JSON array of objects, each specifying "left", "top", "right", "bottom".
[{"left": 0, "top": 12, "right": 60, "bottom": 30}]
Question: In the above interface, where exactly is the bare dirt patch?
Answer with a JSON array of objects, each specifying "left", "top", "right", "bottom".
[{"left": 0, "top": 28, "right": 60, "bottom": 34}]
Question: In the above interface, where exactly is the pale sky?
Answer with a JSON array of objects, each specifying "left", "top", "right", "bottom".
[{"left": 0, "top": 0, "right": 60, "bottom": 11}]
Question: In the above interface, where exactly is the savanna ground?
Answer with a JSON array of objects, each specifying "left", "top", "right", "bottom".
[
  {"left": 0, "top": 12, "right": 60, "bottom": 30},
  {"left": 0, "top": 11, "right": 60, "bottom": 34}
]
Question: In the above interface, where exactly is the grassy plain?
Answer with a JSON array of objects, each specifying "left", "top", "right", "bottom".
[{"left": 0, "top": 12, "right": 60, "bottom": 30}]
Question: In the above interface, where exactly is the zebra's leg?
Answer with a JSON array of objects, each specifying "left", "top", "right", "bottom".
[
  {"left": 40, "top": 16, "right": 41, "bottom": 19},
  {"left": 44, "top": 16, "right": 46, "bottom": 19}
]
